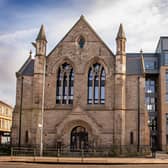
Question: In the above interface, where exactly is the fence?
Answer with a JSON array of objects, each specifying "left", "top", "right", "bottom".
[
  {"left": 0, "top": 144, "right": 11, "bottom": 156},
  {"left": 10, "top": 145, "right": 151, "bottom": 157}
]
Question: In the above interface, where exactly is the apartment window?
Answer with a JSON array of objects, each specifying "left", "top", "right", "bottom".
[
  {"left": 145, "top": 80, "right": 155, "bottom": 93},
  {"left": 166, "top": 114, "right": 168, "bottom": 144},
  {"left": 145, "top": 78, "right": 157, "bottom": 113},
  {"left": 166, "top": 71, "right": 168, "bottom": 102},
  {"left": 0, "top": 119, "right": 1, "bottom": 129},
  {"left": 144, "top": 61, "right": 157, "bottom": 70},
  {"left": 165, "top": 53, "right": 168, "bottom": 65},
  {"left": 88, "top": 63, "right": 105, "bottom": 104},
  {"left": 5, "top": 108, "right": 8, "bottom": 116},
  {"left": 56, "top": 63, "right": 74, "bottom": 104}
]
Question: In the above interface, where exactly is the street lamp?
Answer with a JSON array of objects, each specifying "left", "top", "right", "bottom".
[
  {"left": 148, "top": 119, "right": 157, "bottom": 158},
  {"left": 38, "top": 123, "right": 43, "bottom": 156},
  {"left": 39, "top": 53, "right": 46, "bottom": 156}
]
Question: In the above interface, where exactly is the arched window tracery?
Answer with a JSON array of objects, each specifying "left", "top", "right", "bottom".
[
  {"left": 56, "top": 63, "right": 74, "bottom": 104},
  {"left": 88, "top": 63, "right": 105, "bottom": 104}
]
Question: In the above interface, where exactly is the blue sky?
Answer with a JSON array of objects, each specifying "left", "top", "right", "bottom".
[{"left": 0, "top": 0, "right": 168, "bottom": 106}]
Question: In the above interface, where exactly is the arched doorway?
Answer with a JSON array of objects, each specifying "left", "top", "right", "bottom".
[{"left": 70, "top": 126, "right": 88, "bottom": 151}]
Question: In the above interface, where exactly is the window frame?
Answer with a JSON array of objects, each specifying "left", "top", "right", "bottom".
[
  {"left": 87, "top": 63, "right": 106, "bottom": 105},
  {"left": 56, "top": 63, "right": 74, "bottom": 105}
]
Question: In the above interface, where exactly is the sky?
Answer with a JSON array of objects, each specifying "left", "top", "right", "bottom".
[{"left": 0, "top": 0, "right": 168, "bottom": 106}]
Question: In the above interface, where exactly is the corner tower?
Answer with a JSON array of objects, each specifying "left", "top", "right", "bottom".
[
  {"left": 114, "top": 24, "right": 126, "bottom": 146},
  {"left": 33, "top": 24, "right": 47, "bottom": 74},
  {"left": 32, "top": 25, "right": 47, "bottom": 146}
]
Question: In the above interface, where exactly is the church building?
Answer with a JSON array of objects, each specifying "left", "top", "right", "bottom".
[{"left": 11, "top": 16, "right": 168, "bottom": 153}]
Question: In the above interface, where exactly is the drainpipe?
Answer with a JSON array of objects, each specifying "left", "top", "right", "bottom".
[
  {"left": 137, "top": 76, "right": 140, "bottom": 152},
  {"left": 19, "top": 75, "right": 24, "bottom": 147}
]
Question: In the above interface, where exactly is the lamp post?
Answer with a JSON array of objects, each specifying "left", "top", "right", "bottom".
[
  {"left": 39, "top": 56, "right": 46, "bottom": 156},
  {"left": 148, "top": 119, "right": 157, "bottom": 158},
  {"left": 38, "top": 123, "right": 43, "bottom": 156}
]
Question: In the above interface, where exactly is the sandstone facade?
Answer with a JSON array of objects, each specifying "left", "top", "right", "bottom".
[{"left": 12, "top": 16, "right": 151, "bottom": 151}]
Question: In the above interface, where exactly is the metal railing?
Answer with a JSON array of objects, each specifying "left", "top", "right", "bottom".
[
  {"left": 0, "top": 144, "right": 11, "bottom": 156},
  {"left": 10, "top": 145, "right": 151, "bottom": 157}
]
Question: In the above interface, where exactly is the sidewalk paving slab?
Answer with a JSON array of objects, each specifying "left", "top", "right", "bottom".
[{"left": 1, "top": 156, "right": 168, "bottom": 164}]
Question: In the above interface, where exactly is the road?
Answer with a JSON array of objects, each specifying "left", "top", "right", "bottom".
[{"left": 0, "top": 162, "right": 168, "bottom": 168}]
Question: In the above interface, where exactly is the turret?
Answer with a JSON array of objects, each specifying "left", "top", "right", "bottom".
[
  {"left": 115, "top": 23, "right": 126, "bottom": 74},
  {"left": 116, "top": 23, "right": 126, "bottom": 55},
  {"left": 32, "top": 24, "right": 47, "bottom": 57},
  {"left": 114, "top": 24, "right": 127, "bottom": 146},
  {"left": 32, "top": 25, "right": 47, "bottom": 146},
  {"left": 32, "top": 24, "right": 47, "bottom": 74}
]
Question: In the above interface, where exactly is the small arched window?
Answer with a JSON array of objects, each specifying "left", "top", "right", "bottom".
[
  {"left": 78, "top": 36, "right": 85, "bottom": 48},
  {"left": 88, "top": 63, "right": 105, "bottom": 104},
  {"left": 56, "top": 63, "right": 74, "bottom": 104},
  {"left": 25, "top": 130, "right": 29, "bottom": 144}
]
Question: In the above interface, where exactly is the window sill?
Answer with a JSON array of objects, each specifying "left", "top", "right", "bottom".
[
  {"left": 55, "top": 104, "right": 73, "bottom": 110},
  {"left": 85, "top": 104, "right": 106, "bottom": 110}
]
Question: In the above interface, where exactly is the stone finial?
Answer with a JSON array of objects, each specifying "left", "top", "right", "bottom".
[
  {"left": 116, "top": 23, "right": 126, "bottom": 39},
  {"left": 80, "top": 15, "right": 85, "bottom": 19},
  {"left": 29, "top": 50, "right": 32, "bottom": 58},
  {"left": 36, "top": 24, "right": 47, "bottom": 42}
]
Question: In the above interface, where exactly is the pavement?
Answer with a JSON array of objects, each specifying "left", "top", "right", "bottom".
[{"left": 1, "top": 154, "right": 168, "bottom": 164}]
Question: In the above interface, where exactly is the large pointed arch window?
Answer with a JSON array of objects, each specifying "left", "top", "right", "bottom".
[
  {"left": 88, "top": 63, "right": 105, "bottom": 104},
  {"left": 56, "top": 63, "right": 74, "bottom": 104}
]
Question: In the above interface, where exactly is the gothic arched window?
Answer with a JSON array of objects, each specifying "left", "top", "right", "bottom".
[
  {"left": 88, "top": 63, "right": 105, "bottom": 104},
  {"left": 56, "top": 63, "right": 74, "bottom": 104}
]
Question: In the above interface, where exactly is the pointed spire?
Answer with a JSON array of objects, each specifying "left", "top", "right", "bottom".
[
  {"left": 116, "top": 23, "right": 126, "bottom": 39},
  {"left": 140, "top": 48, "right": 145, "bottom": 74},
  {"left": 36, "top": 24, "right": 47, "bottom": 42}
]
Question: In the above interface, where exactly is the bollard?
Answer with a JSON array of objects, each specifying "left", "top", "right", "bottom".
[
  {"left": 11, "top": 147, "right": 13, "bottom": 161},
  {"left": 11, "top": 147, "right": 13, "bottom": 156},
  {"left": 33, "top": 148, "right": 36, "bottom": 161},
  {"left": 57, "top": 149, "right": 60, "bottom": 163},
  {"left": 81, "top": 149, "right": 84, "bottom": 163}
]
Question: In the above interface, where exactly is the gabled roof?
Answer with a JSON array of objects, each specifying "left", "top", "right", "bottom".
[
  {"left": 17, "top": 56, "right": 34, "bottom": 76},
  {"left": 22, "top": 59, "right": 34, "bottom": 75},
  {"left": 47, "top": 15, "right": 114, "bottom": 57}
]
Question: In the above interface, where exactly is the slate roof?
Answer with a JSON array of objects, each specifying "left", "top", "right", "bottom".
[
  {"left": 126, "top": 53, "right": 143, "bottom": 75},
  {"left": 126, "top": 53, "right": 159, "bottom": 75},
  {"left": 19, "top": 52, "right": 159, "bottom": 76},
  {"left": 21, "top": 59, "right": 34, "bottom": 75},
  {"left": 18, "top": 56, "right": 34, "bottom": 76}
]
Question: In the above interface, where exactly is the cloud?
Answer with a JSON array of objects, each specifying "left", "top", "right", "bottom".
[
  {"left": 1, "top": 0, "right": 168, "bottom": 106},
  {"left": 0, "top": 28, "right": 37, "bottom": 106},
  {"left": 86, "top": 0, "right": 168, "bottom": 52}
]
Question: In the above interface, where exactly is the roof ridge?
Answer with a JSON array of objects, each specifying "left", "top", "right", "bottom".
[{"left": 47, "top": 15, "right": 114, "bottom": 57}]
